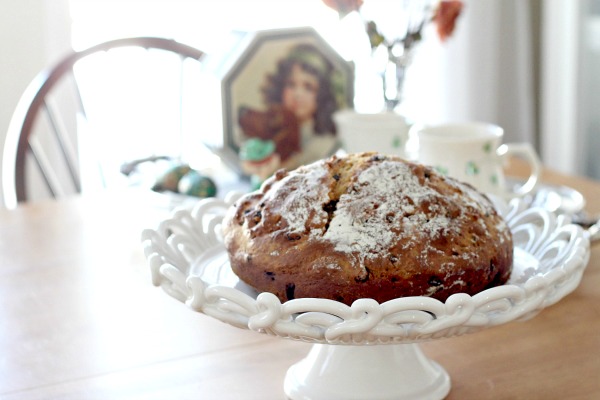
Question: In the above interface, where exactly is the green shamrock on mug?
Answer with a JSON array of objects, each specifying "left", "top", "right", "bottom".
[{"left": 465, "top": 161, "right": 479, "bottom": 176}]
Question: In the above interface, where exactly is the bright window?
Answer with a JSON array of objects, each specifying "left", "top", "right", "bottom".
[{"left": 68, "top": 1, "right": 350, "bottom": 190}]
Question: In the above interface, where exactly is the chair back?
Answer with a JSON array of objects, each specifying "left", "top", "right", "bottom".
[{"left": 2, "top": 37, "right": 205, "bottom": 208}]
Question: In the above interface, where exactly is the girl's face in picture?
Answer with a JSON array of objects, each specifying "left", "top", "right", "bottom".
[{"left": 282, "top": 63, "right": 319, "bottom": 124}]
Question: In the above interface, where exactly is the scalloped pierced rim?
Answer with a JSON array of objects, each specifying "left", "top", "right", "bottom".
[{"left": 142, "top": 193, "right": 590, "bottom": 345}]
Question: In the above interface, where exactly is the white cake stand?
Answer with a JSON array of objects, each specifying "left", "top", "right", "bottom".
[{"left": 142, "top": 193, "right": 590, "bottom": 400}]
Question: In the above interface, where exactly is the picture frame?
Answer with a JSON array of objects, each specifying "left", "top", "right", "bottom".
[{"left": 200, "top": 27, "right": 354, "bottom": 177}]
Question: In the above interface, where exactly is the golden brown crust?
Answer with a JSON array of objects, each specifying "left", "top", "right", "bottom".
[{"left": 223, "top": 152, "right": 513, "bottom": 305}]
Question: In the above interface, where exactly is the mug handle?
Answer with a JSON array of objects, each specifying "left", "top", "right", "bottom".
[{"left": 497, "top": 143, "right": 541, "bottom": 197}]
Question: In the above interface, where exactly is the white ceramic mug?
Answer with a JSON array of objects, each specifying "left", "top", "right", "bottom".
[
  {"left": 333, "top": 110, "right": 409, "bottom": 157},
  {"left": 415, "top": 122, "right": 541, "bottom": 198}
]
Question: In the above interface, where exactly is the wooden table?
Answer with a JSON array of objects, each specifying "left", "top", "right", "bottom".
[{"left": 1, "top": 169, "right": 599, "bottom": 400}]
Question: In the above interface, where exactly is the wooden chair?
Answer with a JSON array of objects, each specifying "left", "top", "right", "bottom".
[{"left": 2, "top": 37, "right": 206, "bottom": 208}]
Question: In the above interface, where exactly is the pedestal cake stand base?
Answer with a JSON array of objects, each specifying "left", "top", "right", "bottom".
[{"left": 284, "top": 343, "right": 450, "bottom": 400}]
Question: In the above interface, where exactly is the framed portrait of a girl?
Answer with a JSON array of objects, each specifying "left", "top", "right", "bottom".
[{"left": 213, "top": 27, "right": 354, "bottom": 178}]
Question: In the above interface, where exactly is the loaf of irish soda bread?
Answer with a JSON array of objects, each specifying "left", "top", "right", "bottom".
[{"left": 222, "top": 152, "right": 513, "bottom": 305}]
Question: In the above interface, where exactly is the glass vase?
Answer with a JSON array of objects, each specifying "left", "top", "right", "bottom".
[{"left": 382, "top": 56, "right": 408, "bottom": 112}]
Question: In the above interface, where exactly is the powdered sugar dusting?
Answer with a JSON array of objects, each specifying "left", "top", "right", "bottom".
[
  {"left": 261, "top": 157, "right": 496, "bottom": 274},
  {"left": 321, "top": 160, "right": 480, "bottom": 265},
  {"left": 262, "top": 164, "right": 329, "bottom": 233}
]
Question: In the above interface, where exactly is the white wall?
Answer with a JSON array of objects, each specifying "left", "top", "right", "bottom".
[
  {"left": 0, "top": 0, "right": 71, "bottom": 206},
  {"left": 540, "top": 0, "right": 581, "bottom": 176},
  {"left": 583, "top": 14, "right": 600, "bottom": 178}
]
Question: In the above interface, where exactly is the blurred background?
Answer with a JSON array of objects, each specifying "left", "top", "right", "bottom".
[{"left": 1, "top": 0, "right": 599, "bottom": 205}]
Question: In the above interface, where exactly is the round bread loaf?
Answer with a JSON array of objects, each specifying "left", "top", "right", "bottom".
[{"left": 222, "top": 152, "right": 512, "bottom": 305}]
